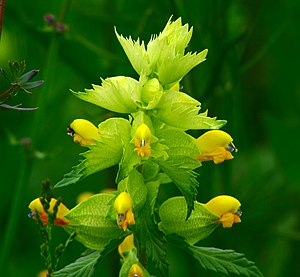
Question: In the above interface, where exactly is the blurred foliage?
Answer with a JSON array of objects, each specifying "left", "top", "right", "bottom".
[{"left": 0, "top": 0, "right": 300, "bottom": 276}]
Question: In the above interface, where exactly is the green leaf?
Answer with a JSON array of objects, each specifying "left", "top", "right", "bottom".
[
  {"left": 64, "top": 193, "right": 128, "bottom": 250},
  {"left": 55, "top": 118, "right": 130, "bottom": 188},
  {"left": 187, "top": 245, "right": 264, "bottom": 277},
  {"left": 157, "top": 50, "right": 208, "bottom": 86},
  {"left": 53, "top": 238, "right": 123, "bottom": 277},
  {"left": 156, "top": 128, "right": 201, "bottom": 170},
  {"left": 115, "top": 29, "right": 151, "bottom": 76},
  {"left": 73, "top": 76, "right": 139, "bottom": 113},
  {"left": 159, "top": 197, "right": 219, "bottom": 244},
  {"left": 53, "top": 250, "right": 101, "bottom": 277},
  {"left": 155, "top": 160, "right": 198, "bottom": 219},
  {"left": 135, "top": 205, "right": 168, "bottom": 277},
  {"left": 146, "top": 180, "right": 160, "bottom": 217},
  {"left": 154, "top": 90, "right": 226, "bottom": 130}
]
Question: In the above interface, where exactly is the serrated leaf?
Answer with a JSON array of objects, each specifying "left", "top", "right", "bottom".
[
  {"left": 157, "top": 50, "right": 208, "bottom": 86},
  {"left": 136, "top": 205, "right": 168, "bottom": 277},
  {"left": 159, "top": 197, "right": 219, "bottom": 244},
  {"left": 74, "top": 76, "right": 139, "bottom": 113},
  {"left": 155, "top": 160, "right": 198, "bottom": 219},
  {"left": 53, "top": 238, "right": 124, "bottom": 277},
  {"left": 187, "top": 246, "right": 264, "bottom": 277},
  {"left": 64, "top": 193, "right": 128, "bottom": 250},
  {"left": 116, "top": 142, "right": 141, "bottom": 183},
  {"left": 115, "top": 29, "right": 151, "bottom": 76},
  {"left": 53, "top": 250, "right": 100, "bottom": 277},
  {"left": 55, "top": 118, "right": 130, "bottom": 188},
  {"left": 154, "top": 90, "right": 226, "bottom": 130},
  {"left": 146, "top": 180, "right": 160, "bottom": 217}
]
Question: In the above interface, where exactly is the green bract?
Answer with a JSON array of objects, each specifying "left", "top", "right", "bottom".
[
  {"left": 52, "top": 17, "right": 262, "bottom": 277},
  {"left": 158, "top": 196, "right": 220, "bottom": 244}
]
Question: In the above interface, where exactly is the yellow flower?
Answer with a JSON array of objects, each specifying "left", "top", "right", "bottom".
[
  {"left": 134, "top": 123, "right": 151, "bottom": 157},
  {"left": 118, "top": 234, "right": 135, "bottom": 260},
  {"left": 203, "top": 195, "right": 242, "bottom": 228},
  {"left": 37, "top": 269, "right": 48, "bottom": 277},
  {"left": 114, "top": 192, "right": 135, "bottom": 231},
  {"left": 128, "top": 263, "right": 144, "bottom": 277},
  {"left": 67, "top": 119, "right": 100, "bottom": 147},
  {"left": 195, "top": 130, "right": 237, "bottom": 164},
  {"left": 28, "top": 198, "right": 70, "bottom": 226}
]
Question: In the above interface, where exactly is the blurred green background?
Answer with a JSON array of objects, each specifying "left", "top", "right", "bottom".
[{"left": 1, "top": 0, "right": 300, "bottom": 276}]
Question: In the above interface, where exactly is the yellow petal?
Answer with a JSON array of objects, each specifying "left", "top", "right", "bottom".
[
  {"left": 68, "top": 119, "right": 100, "bottom": 147},
  {"left": 203, "top": 195, "right": 241, "bottom": 217},
  {"left": 114, "top": 192, "right": 133, "bottom": 214},
  {"left": 134, "top": 123, "right": 151, "bottom": 157},
  {"left": 118, "top": 234, "right": 135, "bottom": 259}
]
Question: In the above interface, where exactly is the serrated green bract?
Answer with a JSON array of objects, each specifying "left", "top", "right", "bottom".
[
  {"left": 55, "top": 118, "right": 130, "bottom": 188},
  {"left": 155, "top": 160, "right": 198, "bottom": 219},
  {"left": 73, "top": 76, "right": 139, "bottom": 113},
  {"left": 156, "top": 128, "right": 201, "bottom": 169},
  {"left": 117, "top": 169, "right": 147, "bottom": 212},
  {"left": 64, "top": 194, "right": 128, "bottom": 250},
  {"left": 115, "top": 17, "right": 207, "bottom": 87},
  {"left": 159, "top": 196, "right": 220, "bottom": 244},
  {"left": 186, "top": 246, "right": 264, "bottom": 277},
  {"left": 154, "top": 90, "right": 226, "bottom": 130}
]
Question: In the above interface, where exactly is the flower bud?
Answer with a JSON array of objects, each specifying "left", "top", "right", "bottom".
[
  {"left": 67, "top": 119, "right": 100, "bottom": 147},
  {"left": 196, "top": 130, "right": 237, "bottom": 164}
]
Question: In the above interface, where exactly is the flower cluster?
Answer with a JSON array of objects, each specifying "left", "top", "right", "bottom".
[{"left": 28, "top": 17, "right": 262, "bottom": 277}]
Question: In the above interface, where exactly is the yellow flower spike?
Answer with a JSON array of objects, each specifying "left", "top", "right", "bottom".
[
  {"left": 118, "top": 234, "right": 135, "bottom": 260},
  {"left": 114, "top": 192, "right": 135, "bottom": 231},
  {"left": 203, "top": 195, "right": 242, "bottom": 228},
  {"left": 128, "top": 263, "right": 144, "bottom": 277},
  {"left": 28, "top": 198, "right": 70, "bottom": 226},
  {"left": 67, "top": 119, "right": 100, "bottom": 147},
  {"left": 134, "top": 123, "right": 151, "bottom": 157},
  {"left": 195, "top": 130, "right": 238, "bottom": 164}
]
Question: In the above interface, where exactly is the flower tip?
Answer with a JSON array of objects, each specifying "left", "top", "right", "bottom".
[
  {"left": 134, "top": 123, "right": 152, "bottom": 157},
  {"left": 68, "top": 119, "right": 100, "bottom": 147},
  {"left": 114, "top": 192, "right": 135, "bottom": 231},
  {"left": 128, "top": 264, "right": 144, "bottom": 277}
]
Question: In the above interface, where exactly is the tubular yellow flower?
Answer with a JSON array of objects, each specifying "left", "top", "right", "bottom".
[
  {"left": 134, "top": 123, "right": 151, "bottom": 157},
  {"left": 67, "top": 119, "right": 100, "bottom": 147},
  {"left": 118, "top": 234, "right": 135, "bottom": 260},
  {"left": 128, "top": 264, "right": 144, "bottom": 277},
  {"left": 203, "top": 195, "right": 242, "bottom": 228},
  {"left": 28, "top": 198, "right": 70, "bottom": 226},
  {"left": 195, "top": 130, "right": 237, "bottom": 164},
  {"left": 114, "top": 192, "right": 135, "bottom": 231}
]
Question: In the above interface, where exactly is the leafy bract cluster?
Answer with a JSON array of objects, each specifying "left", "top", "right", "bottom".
[{"left": 52, "top": 17, "right": 262, "bottom": 277}]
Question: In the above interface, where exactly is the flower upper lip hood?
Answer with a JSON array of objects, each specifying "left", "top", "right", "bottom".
[
  {"left": 128, "top": 263, "right": 144, "bottom": 277},
  {"left": 28, "top": 198, "right": 70, "bottom": 226},
  {"left": 67, "top": 119, "right": 100, "bottom": 147},
  {"left": 114, "top": 192, "right": 135, "bottom": 231},
  {"left": 195, "top": 130, "right": 237, "bottom": 164},
  {"left": 202, "top": 195, "right": 242, "bottom": 228},
  {"left": 133, "top": 123, "right": 152, "bottom": 157}
]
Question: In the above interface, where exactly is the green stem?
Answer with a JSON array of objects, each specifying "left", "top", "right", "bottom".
[{"left": 0, "top": 150, "right": 33, "bottom": 274}]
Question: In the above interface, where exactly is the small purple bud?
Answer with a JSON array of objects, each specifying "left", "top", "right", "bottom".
[
  {"left": 55, "top": 23, "right": 68, "bottom": 32},
  {"left": 44, "top": 14, "right": 56, "bottom": 25}
]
